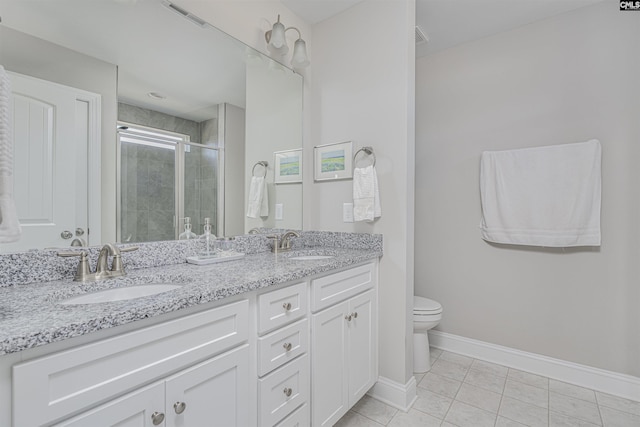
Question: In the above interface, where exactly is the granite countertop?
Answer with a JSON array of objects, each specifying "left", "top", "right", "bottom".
[{"left": 0, "top": 247, "right": 381, "bottom": 355}]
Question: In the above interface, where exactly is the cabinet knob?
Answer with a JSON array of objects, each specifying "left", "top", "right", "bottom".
[
  {"left": 174, "top": 401, "right": 187, "bottom": 414},
  {"left": 352, "top": 311, "right": 358, "bottom": 319},
  {"left": 283, "top": 387, "right": 293, "bottom": 397},
  {"left": 151, "top": 411, "right": 165, "bottom": 425},
  {"left": 283, "top": 302, "right": 292, "bottom": 311},
  {"left": 345, "top": 314, "right": 352, "bottom": 322},
  {"left": 283, "top": 342, "right": 292, "bottom": 351}
]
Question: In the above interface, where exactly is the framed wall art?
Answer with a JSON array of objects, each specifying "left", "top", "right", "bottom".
[
  {"left": 313, "top": 141, "right": 353, "bottom": 181},
  {"left": 274, "top": 149, "right": 303, "bottom": 183}
]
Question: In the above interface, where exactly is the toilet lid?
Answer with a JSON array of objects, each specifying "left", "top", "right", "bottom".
[{"left": 414, "top": 296, "right": 442, "bottom": 313}]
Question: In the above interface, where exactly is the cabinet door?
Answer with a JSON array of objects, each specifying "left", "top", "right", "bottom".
[
  {"left": 164, "top": 345, "right": 249, "bottom": 427},
  {"left": 347, "top": 289, "right": 377, "bottom": 407},
  {"left": 311, "top": 301, "right": 349, "bottom": 427},
  {"left": 54, "top": 382, "right": 165, "bottom": 427}
]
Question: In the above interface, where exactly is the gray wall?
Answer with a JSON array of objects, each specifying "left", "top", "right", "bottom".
[
  {"left": 415, "top": 2, "right": 640, "bottom": 376},
  {"left": 307, "top": 0, "right": 416, "bottom": 388}
]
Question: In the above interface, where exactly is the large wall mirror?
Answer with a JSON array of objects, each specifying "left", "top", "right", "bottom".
[{"left": 0, "top": 0, "right": 303, "bottom": 253}]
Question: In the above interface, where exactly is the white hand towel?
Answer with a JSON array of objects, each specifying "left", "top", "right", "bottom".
[
  {"left": 353, "top": 165, "right": 381, "bottom": 222},
  {"left": 246, "top": 176, "right": 269, "bottom": 218},
  {"left": 480, "top": 139, "right": 601, "bottom": 247},
  {"left": 0, "top": 66, "right": 21, "bottom": 243}
]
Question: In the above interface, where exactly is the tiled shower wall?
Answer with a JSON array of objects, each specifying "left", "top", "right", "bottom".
[{"left": 118, "top": 103, "right": 219, "bottom": 242}]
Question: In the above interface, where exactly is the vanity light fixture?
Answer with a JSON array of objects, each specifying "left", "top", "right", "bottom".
[{"left": 265, "top": 15, "right": 310, "bottom": 69}]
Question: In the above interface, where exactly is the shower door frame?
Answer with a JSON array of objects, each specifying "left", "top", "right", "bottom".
[{"left": 116, "top": 122, "right": 221, "bottom": 243}]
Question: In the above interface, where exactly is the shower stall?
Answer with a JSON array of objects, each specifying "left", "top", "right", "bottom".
[{"left": 117, "top": 122, "right": 220, "bottom": 243}]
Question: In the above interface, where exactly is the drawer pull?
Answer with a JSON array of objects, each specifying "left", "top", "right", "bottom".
[
  {"left": 283, "top": 342, "right": 292, "bottom": 351},
  {"left": 151, "top": 411, "right": 165, "bottom": 425},
  {"left": 283, "top": 302, "right": 292, "bottom": 311},
  {"left": 283, "top": 387, "right": 293, "bottom": 397},
  {"left": 174, "top": 401, "right": 187, "bottom": 414}
]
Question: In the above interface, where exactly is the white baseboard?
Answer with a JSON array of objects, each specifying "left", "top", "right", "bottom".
[
  {"left": 368, "top": 375, "right": 417, "bottom": 412},
  {"left": 429, "top": 330, "right": 640, "bottom": 402}
]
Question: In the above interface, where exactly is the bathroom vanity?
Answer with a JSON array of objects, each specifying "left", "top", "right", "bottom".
[{"left": 0, "top": 234, "right": 381, "bottom": 426}]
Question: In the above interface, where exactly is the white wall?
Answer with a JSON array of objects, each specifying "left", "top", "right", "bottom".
[
  {"left": 244, "top": 63, "right": 303, "bottom": 231},
  {"left": 220, "top": 103, "right": 246, "bottom": 237},
  {"left": 415, "top": 1, "right": 640, "bottom": 377},
  {"left": 308, "top": 0, "right": 416, "bottom": 388}
]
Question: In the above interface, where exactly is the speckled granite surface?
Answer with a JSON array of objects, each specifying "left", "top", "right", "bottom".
[
  {"left": 0, "top": 231, "right": 382, "bottom": 287},
  {"left": 0, "top": 232, "right": 382, "bottom": 355}
]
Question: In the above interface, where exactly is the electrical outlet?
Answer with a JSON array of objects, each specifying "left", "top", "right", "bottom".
[
  {"left": 275, "top": 203, "right": 283, "bottom": 220},
  {"left": 343, "top": 203, "right": 354, "bottom": 223}
]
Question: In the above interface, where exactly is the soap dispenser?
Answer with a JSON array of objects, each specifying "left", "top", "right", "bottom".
[
  {"left": 199, "top": 217, "right": 217, "bottom": 257},
  {"left": 178, "top": 217, "right": 197, "bottom": 240}
]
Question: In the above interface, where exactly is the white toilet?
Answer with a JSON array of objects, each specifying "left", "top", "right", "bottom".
[{"left": 413, "top": 296, "right": 443, "bottom": 373}]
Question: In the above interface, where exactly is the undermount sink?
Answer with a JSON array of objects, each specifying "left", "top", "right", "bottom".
[
  {"left": 59, "top": 284, "right": 182, "bottom": 305},
  {"left": 288, "top": 255, "right": 335, "bottom": 261}
]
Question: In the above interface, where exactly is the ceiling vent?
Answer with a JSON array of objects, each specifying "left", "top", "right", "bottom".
[
  {"left": 162, "top": 1, "right": 207, "bottom": 27},
  {"left": 415, "top": 26, "right": 429, "bottom": 45}
]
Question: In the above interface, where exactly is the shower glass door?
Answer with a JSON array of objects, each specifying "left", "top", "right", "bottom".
[{"left": 118, "top": 123, "right": 219, "bottom": 243}]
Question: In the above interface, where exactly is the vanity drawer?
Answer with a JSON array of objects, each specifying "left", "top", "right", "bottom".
[
  {"left": 311, "top": 263, "right": 375, "bottom": 312},
  {"left": 13, "top": 300, "right": 249, "bottom": 427},
  {"left": 275, "top": 403, "right": 309, "bottom": 427},
  {"left": 258, "top": 318, "right": 308, "bottom": 376},
  {"left": 258, "top": 282, "right": 307, "bottom": 334},
  {"left": 259, "top": 354, "right": 309, "bottom": 427}
]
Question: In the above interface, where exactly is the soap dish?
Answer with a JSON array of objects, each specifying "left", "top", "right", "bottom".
[{"left": 186, "top": 251, "right": 245, "bottom": 265}]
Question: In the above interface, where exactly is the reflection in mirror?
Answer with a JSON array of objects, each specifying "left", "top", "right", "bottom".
[{"left": 0, "top": 0, "right": 303, "bottom": 253}]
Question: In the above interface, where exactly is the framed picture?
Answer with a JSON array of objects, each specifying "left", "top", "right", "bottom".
[
  {"left": 274, "top": 149, "right": 303, "bottom": 183},
  {"left": 314, "top": 141, "right": 353, "bottom": 181}
]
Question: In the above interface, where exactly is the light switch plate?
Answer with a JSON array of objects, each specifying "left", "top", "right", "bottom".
[
  {"left": 343, "top": 203, "right": 354, "bottom": 223},
  {"left": 275, "top": 203, "right": 283, "bottom": 220}
]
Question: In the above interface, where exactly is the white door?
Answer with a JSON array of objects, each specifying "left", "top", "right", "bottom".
[
  {"left": 311, "top": 301, "right": 349, "bottom": 427},
  {"left": 54, "top": 382, "right": 166, "bottom": 427},
  {"left": 347, "top": 289, "right": 377, "bottom": 407},
  {"left": 3, "top": 72, "right": 100, "bottom": 252},
  {"left": 164, "top": 345, "right": 250, "bottom": 427}
]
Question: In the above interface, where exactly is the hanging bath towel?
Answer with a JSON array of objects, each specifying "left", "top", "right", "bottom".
[
  {"left": 353, "top": 165, "right": 381, "bottom": 222},
  {"left": 246, "top": 176, "right": 269, "bottom": 218},
  {"left": 480, "top": 139, "right": 601, "bottom": 247},
  {"left": 0, "top": 65, "right": 22, "bottom": 243}
]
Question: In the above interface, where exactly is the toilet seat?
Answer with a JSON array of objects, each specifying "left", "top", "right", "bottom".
[{"left": 414, "top": 296, "right": 442, "bottom": 315}]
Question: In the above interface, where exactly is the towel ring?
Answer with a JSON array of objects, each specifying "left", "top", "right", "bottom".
[
  {"left": 252, "top": 161, "right": 268, "bottom": 178},
  {"left": 353, "top": 146, "right": 376, "bottom": 168}
]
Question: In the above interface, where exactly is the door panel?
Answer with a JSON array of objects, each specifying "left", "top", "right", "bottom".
[
  {"left": 164, "top": 345, "right": 249, "bottom": 427},
  {"left": 54, "top": 382, "right": 165, "bottom": 427},
  {"left": 347, "top": 290, "right": 377, "bottom": 407},
  {"left": 5, "top": 72, "right": 99, "bottom": 251}
]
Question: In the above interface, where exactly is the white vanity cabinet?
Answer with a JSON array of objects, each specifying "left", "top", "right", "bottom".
[
  {"left": 3, "top": 258, "right": 379, "bottom": 427},
  {"left": 55, "top": 345, "right": 249, "bottom": 427},
  {"left": 310, "top": 263, "right": 378, "bottom": 427},
  {"left": 257, "top": 282, "right": 310, "bottom": 427},
  {"left": 13, "top": 300, "right": 249, "bottom": 426}
]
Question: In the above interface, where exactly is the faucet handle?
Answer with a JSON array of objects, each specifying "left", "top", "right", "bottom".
[
  {"left": 266, "top": 235, "right": 280, "bottom": 253},
  {"left": 111, "top": 246, "right": 139, "bottom": 274},
  {"left": 57, "top": 251, "right": 91, "bottom": 281}
]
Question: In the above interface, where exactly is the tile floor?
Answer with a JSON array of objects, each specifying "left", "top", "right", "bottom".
[{"left": 335, "top": 348, "right": 640, "bottom": 427}]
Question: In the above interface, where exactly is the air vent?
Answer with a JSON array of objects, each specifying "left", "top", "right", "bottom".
[
  {"left": 415, "top": 26, "right": 429, "bottom": 45},
  {"left": 162, "top": 0, "right": 207, "bottom": 27}
]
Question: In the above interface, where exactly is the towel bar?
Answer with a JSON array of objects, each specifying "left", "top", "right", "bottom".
[
  {"left": 252, "top": 161, "right": 268, "bottom": 177},
  {"left": 353, "top": 146, "right": 376, "bottom": 168}
]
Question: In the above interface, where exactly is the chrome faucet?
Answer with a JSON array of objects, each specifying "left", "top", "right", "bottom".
[
  {"left": 58, "top": 244, "right": 138, "bottom": 282},
  {"left": 267, "top": 231, "right": 300, "bottom": 253}
]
